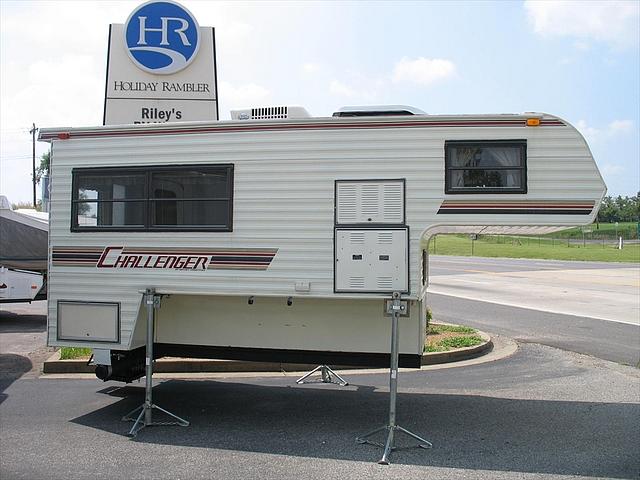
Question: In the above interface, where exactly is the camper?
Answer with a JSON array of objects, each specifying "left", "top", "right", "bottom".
[
  {"left": 39, "top": 106, "right": 606, "bottom": 382},
  {"left": 0, "top": 195, "right": 48, "bottom": 302}
]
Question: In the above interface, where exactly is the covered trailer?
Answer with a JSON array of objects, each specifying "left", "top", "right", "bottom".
[
  {"left": 39, "top": 106, "right": 606, "bottom": 382},
  {"left": 0, "top": 195, "right": 48, "bottom": 302}
]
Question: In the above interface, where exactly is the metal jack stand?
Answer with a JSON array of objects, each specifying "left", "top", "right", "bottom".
[
  {"left": 296, "top": 365, "right": 349, "bottom": 386},
  {"left": 122, "top": 288, "right": 189, "bottom": 437},
  {"left": 356, "top": 292, "right": 432, "bottom": 465}
]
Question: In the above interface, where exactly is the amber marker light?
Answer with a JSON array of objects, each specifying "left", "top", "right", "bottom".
[{"left": 526, "top": 118, "right": 541, "bottom": 126}]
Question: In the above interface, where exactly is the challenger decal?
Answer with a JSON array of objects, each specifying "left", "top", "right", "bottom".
[
  {"left": 437, "top": 200, "right": 595, "bottom": 215},
  {"left": 52, "top": 246, "right": 278, "bottom": 270}
]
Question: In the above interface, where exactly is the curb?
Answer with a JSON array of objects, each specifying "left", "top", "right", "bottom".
[
  {"left": 421, "top": 329, "right": 492, "bottom": 365},
  {"left": 43, "top": 328, "right": 493, "bottom": 376}
]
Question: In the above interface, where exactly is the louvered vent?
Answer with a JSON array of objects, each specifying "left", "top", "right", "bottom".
[
  {"left": 377, "top": 277, "right": 393, "bottom": 289},
  {"left": 251, "top": 106, "right": 288, "bottom": 119},
  {"left": 377, "top": 232, "right": 393, "bottom": 244},
  {"left": 336, "top": 180, "right": 404, "bottom": 225},
  {"left": 350, "top": 232, "right": 365, "bottom": 244},
  {"left": 230, "top": 106, "right": 311, "bottom": 120},
  {"left": 349, "top": 277, "right": 365, "bottom": 289}
]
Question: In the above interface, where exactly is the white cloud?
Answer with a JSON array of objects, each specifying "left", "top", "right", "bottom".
[
  {"left": 218, "top": 81, "right": 271, "bottom": 111},
  {"left": 601, "top": 163, "right": 625, "bottom": 176},
  {"left": 329, "top": 80, "right": 355, "bottom": 97},
  {"left": 302, "top": 63, "right": 321, "bottom": 74},
  {"left": 392, "top": 57, "right": 456, "bottom": 86},
  {"left": 608, "top": 120, "right": 634, "bottom": 134},
  {"left": 524, "top": 0, "right": 640, "bottom": 49},
  {"left": 328, "top": 75, "right": 386, "bottom": 101},
  {"left": 576, "top": 119, "right": 635, "bottom": 144}
]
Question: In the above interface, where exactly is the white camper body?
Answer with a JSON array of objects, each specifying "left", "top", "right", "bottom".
[
  {"left": 0, "top": 267, "right": 44, "bottom": 303},
  {"left": 39, "top": 109, "right": 605, "bottom": 379}
]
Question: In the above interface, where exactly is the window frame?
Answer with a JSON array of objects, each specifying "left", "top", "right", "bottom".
[
  {"left": 71, "top": 164, "right": 234, "bottom": 232},
  {"left": 444, "top": 140, "right": 528, "bottom": 194}
]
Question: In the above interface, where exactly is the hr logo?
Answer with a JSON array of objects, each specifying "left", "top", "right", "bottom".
[{"left": 124, "top": 0, "right": 200, "bottom": 74}]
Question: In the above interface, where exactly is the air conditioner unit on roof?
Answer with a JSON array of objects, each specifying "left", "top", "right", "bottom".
[{"left": 231, "top": 106, "right": 311, "bottom": 121}]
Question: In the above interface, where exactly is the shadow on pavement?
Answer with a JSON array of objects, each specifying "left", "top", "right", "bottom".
[
  {"left": 72, "top": 379, "right": 638, "bottom": 478},
  {"left": 0, "top": 354, "right": 33, "bottom": 405},
  {"left": 0, "top": 309, "right": 47, "bottom": 334}
]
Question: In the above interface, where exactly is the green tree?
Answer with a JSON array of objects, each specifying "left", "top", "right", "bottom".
[
  {"left": 596, "top": 194, "right": 639, "bottom": 223},
  {"left": 35, "top": 150, "right": 50, "bottom": 184}
]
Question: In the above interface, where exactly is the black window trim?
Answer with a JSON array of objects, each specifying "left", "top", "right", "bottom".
[
  {"left": 71, "top": 164, "right": 234, "bottom": 232},
  {"left": 444, "top": 139, "right": 528, "bottom": 194}
]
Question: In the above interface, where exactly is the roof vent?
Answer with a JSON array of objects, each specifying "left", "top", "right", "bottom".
[
  {"left": 231, "top": 106, "right": 311, "bottom": 121},
  {"left": 332, "top": 105, "right": 426, "bottom": 117}
]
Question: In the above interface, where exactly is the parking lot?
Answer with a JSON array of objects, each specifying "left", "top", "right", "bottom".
[
  {"left": 1, "top": 342, "right": 639, "bottom": 480},
  {"left": 1, "top": 259, "right": 639, "bottom": 479},
  {"left": 2, "top": 328, "right": 639, "bottom": 478}
]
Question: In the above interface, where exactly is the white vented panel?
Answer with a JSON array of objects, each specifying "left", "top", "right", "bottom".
[
  {"left": 335, "top": 228, "right": 408, "bottom": 293},
  {"left": 336, "top": 180, "right": 404, "bottom": 224}
]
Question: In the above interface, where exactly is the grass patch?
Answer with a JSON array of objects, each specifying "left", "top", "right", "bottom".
[
  {"left": 425, "top": 334, "right": 484, "bottom": 352},
  {"left": 436, "top": 335, "right": 484, "bottom": 349},
  {"left": 427, "top": 324, "right": 476, "bottom": 335},
  {"left": 60, "top": 347, "right": 92, "bottom": 360},
  {"left": 427, "top": 234, "right": 640, "bottom": 263},
  {"left": 424, "top": 322, "right": 484, "bottom": 353}
]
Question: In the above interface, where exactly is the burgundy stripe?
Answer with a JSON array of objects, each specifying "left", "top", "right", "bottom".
[{"left": 41, "top": 118, "right": 566, "bottom": 140}]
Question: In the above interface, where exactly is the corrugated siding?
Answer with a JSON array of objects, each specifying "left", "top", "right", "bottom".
[{"left": 47, "top": 120, "right": 605, "bottom": 348}]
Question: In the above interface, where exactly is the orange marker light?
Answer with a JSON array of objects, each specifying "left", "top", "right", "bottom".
[{"left": 526, "top": 118, "right": 541, "bottom": 126}]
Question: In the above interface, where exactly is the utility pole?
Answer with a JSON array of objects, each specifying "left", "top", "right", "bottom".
[{"left": 30, "top": 123, "right": 37, "bottom": 208}]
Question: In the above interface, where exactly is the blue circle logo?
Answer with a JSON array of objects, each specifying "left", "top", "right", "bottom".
[{"left": 124, "top": 1, "right": 200, "bottom": 75}]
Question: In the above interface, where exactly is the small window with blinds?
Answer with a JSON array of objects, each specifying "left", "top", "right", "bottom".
[
  {"left": 445, "top": 140, "right": 527, "bottom": 194},
  {"left": 335, "top": 179, "right": 405, "bottom": 225}
]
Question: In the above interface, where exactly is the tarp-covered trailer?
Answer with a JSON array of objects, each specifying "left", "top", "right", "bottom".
[
  {"left": 0, "top": 195, "right": 48, "bottom": 302},
  {"left": 38, "top": 106, "right": 606, "bottom": 383}
]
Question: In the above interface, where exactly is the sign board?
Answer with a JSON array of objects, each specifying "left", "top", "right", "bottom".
[{"left": 104, "top": 1, "right": 218, "bottom": 125}]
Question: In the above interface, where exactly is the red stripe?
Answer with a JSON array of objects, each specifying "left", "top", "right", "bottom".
[
  {"left": 123, "top": 250, "right": 276, "bottom": 256},
  {"left": 40, "top": 118, "right": 566, "bottom": 140}
]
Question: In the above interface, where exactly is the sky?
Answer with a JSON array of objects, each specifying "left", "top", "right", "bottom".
[{"left": 1, "top": 0, "right": 639, "bottom": 204}]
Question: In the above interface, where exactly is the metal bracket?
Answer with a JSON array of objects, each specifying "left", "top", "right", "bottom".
[
  {"left": 384, "top": 298, "right": 410, "bottom": 317},
  {"left": 296, "top": 365, "right": 349, "bottom": 386}
]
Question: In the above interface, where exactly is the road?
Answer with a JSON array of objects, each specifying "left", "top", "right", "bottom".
[
  {"left": 427, "top": 256, "right": 640, "bottom": 367},
  {"left": 1, "top": 258, "right": 639, "bottom": 479},
  {"left": 428, "top": 256, "right": 639, "bottom": 325},
  {"left": 1, "top": 343, "right": 638, "bottom": 480}
]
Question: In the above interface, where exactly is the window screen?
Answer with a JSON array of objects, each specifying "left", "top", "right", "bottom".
[
  {"left": 445, "top": 140, "right": 527, "bottom": 194},
  {"left": 72, "top": 165, "right": 233, "bottom": 231}
]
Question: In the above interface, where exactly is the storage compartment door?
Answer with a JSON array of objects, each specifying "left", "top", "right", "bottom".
[
  {"left": 335, "top": 228, "right": 409, "bottom": 294},
  {"left": 57, "top": 301, "right": 120, "bottom": 343}
]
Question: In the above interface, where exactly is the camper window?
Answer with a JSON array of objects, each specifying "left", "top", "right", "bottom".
[
  {"left": 444, "top": 140, "right": 527, "bottom": 194},
  {"left": 71, "top": 165, "right": 233, "bottom": 231}
]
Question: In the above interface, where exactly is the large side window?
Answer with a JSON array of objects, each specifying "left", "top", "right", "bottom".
[
  {"left": 71, "top": 165, "right": 233, "bottom": 231},
  {"left": 445, "top": 140, "right": 527, "bottom": 194}
]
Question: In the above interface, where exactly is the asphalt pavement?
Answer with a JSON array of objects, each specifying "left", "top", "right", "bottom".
[
  {"left": 1, "top": 343, "right": 638, "bottom": 480},
  {"left": 1, "top": 258, "right": 639, "bottom": 479},
  {"left": 428, "top": 293, "right": 640, "bottom": 367},
  {"left": 428, "top": 256, "right": 639, "bottom": 325}
]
